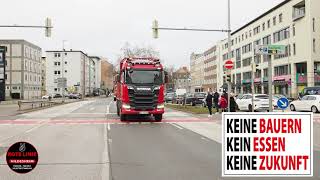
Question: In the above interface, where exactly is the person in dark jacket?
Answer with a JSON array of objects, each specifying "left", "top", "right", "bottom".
[
  {"left": 229, "top": 94, "right": 238, "bottom": 112},
  {"left": 206, "top": 89, "right": 213, "bottom": 117},
  {"left": 213, "top": 90, "right": 220, "bottom": 114}
]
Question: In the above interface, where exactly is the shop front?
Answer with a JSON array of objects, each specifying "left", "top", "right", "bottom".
[
  {"left": 254, "top": 78, "right": 262, "bottom": 94},
  {"left": 263, "top": 77, "right": 269, "bottom": 94},
  {"left": 242, "top": 79, "right": 252, "bottom": 93},
  {"left": 296, "top": 63, "right": 307, "bottom": 93},
  {"left": 273, "top": 75, "right": 291, "bottom": 96}
]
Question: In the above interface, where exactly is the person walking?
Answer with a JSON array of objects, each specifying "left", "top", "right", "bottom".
[
  {"left": 219, "top": 94, "right": 228, "bottom": 112},
  {"left": 205, "top": 89, "right": 213, "bottom": 117},
  {"left": 229, "top": 93, "right": 238, "bottom": 112},
  {"left": 213, "top": 90, "right": 220, "bottom": 114}
]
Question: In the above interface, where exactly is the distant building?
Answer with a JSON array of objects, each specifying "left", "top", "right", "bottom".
[
  {"left": 89, "top": 56, "right": 102, "bottom": 93},
  {"left": 0, "top": 40, "right": 42, "bottom": 100},
  {"left": 173, "top": 66, "right": 191, "bottom": 92},
  {"left": 100, "top": 58, "right": 114, "bottom": 92},
  {"left": 46, "top": 50, "right": 98, "bottom": 96},
  {"left": 203, "top": 46, "right": 220, "bottom": 92},
  {"left": 190, "top": 53, "right": 204, "bottom": 92},
  {"left": 41, "top": 57, "right": 46, "bottom": 96}
]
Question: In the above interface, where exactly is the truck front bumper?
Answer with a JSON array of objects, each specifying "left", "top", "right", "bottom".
[{"left": 121, "top": 108, "right": 164, "bottom": 115}]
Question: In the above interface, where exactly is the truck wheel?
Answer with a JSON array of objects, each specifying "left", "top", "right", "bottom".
[
  {"left": 154, "top": 114, "right": 162, "bottom": 122},
  {"left": 116, "top": 102, "right": 120, "bottom": 116},
  {"left": 120, "top": 114, "right": 127, "bottom": 121}
]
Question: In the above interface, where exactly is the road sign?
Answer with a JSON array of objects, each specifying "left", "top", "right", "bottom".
[
  {"left": 224, "top": 60, "right": 233, "bottom": 70},
  {"left": 277, "top": 97, "right": 289, "bottom": 110},
  {"left": 255, "top": 45, "right": 286, "bottom": 55}
]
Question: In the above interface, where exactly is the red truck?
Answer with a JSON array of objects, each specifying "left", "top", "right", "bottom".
[{"left": 114, "top": 57, "right": 168, "bottom": 121}]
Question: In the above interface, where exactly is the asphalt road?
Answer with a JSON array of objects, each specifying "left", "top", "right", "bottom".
[{"left": 0, "top": 97, "right": 319, "bottom": 180}]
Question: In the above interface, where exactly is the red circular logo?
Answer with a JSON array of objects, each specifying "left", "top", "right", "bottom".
[
  {"left": 224, "top": 60, "right": 234, "bottom": 70},
  {"left": 6, "top": 142, "right": 38, "bottom": 174}
]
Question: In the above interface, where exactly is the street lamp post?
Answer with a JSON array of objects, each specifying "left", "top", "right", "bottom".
[{"left": 227, "top": 0, "right": 231, "bottom": 112}]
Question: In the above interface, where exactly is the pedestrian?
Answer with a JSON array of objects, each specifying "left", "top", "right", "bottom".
[
  {"left": 219, "top": 94, "right": 228, "bottom": 112},
  {"left": 229, "top": 93, "right": 238, "bottom": 112},
  {"left": 213, "top": 90, "right": 220, "bottom": 114},
  {"left": 205, "top": 88, "right": 213, "bottom": 117}
]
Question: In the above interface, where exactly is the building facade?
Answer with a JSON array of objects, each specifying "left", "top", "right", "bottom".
[
  {"left": 0, "top": 40, "right": 42, "bottom": 100},
  {"left": 203, "top": 46, "right": 220, "bottom": 91},
  {"left": 190, "top": 53, "right": 205, "bottom": 92},
  {"left": 46, "top": 50, "right": 98, "bottom": 96},
  {"left": 41, "top": 57, "right": 46, "bottom": 96},
  {"left": 100, "top": 58, "right": 114, "bottom": 92},
  {"left": 218, "top": 0, "right": 320, "bottom": 98},
  {"left": 173, "top": 66, "right": 191, "bottom": 93}
]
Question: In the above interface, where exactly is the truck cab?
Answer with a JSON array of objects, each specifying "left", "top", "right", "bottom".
[{"left": 114, "top": 57, "right": 168, "bottom": 121}]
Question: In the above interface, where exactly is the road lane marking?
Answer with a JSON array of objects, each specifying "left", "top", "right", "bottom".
[
  {"left": 170, "top": 123, "right": 184, "bottom": 130},
  {"left": 89, "top": 107, "right": 95, "bottom": 111},
  {"left": 25, "top": 121, "right": 48, "bottom": 133},
  {"left": 106, "top": 100, "right": 113, "bottom": 115}
]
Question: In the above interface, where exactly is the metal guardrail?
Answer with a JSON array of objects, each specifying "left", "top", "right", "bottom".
[{"left": 17, "top": 99, "right": 76, "bottom": 111}]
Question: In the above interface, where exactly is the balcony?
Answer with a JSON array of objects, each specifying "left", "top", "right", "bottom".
[{"left": 292, "top": 1, "right": 305, "bottom": 21}]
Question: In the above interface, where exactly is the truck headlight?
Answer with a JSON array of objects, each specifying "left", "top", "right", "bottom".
[
  {"left": 122, "top": 103, "right": 131, "bottom": 109},
  {"left": 157, "top": 103, "right": 165, "bottom": 109}
]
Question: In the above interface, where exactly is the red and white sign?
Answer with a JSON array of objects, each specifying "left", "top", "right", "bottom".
[
  {"left": 224, "top": 60, "right": 234, "bottom": 70},
  {"left": 222, "top": 112, "right": 313, "bottom": 177}
]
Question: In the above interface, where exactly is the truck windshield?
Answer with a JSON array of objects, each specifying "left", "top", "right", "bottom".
[{"left": 125, "top": 69, "right": 163, "bottom": 85}]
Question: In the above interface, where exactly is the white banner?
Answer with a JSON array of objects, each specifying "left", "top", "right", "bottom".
[{"left": 222, "top": 112, "right": 313, "bottom": 177}]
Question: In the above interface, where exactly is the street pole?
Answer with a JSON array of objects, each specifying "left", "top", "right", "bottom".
[
  {"left": 251, "top": 63, "right": 255, "bottom": 112},
  {"left": 61, "top": 40, "right": 67, "bottom": 102},
  {"left": 268, "top": 55, "right": 273, "bottom": 112},
  {"left": 227, "top": 0, "right": 231, "bottom": 112}
]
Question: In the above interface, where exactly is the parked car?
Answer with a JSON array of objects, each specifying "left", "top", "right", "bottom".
[
  {"left": 301, "top": 87, "right": 320, "bottom": 97},
  {"left": 290, "top": 95, "right": 320, "bottom": 113},
  {"left": 69, "top": 93, "right": 82, "bottom": 99},
  {"left": 53, "top": 94, "right": 62, "bottom": 98},
  {"left": 42, "top": 95, "right": 52, "bottom": 99},
  {"left": 236, "top": 94, "right": 270, "bottom": 112},
  {"left": 165, "top": 93, "right": 176, "bottom": 103}
]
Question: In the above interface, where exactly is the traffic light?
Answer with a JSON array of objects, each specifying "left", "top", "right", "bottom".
[
  {"left": 45, "top": 17, "right": 52, "bottom": 37},
  {"left": 152, "top": 20, "right": 159, "bottom": 39},
  {"left": 226, "top": 74, "right": 231, "bottom": 82},
  {"left": 252, "top": 62, "right": 260, "bottom": 72}
]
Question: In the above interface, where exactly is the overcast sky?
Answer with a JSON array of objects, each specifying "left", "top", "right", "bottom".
[{"left": 0, "top": 0, "right": 284, "bottom": 68}]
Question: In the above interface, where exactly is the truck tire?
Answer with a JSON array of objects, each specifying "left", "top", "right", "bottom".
[
  {"left": 120, "top": 114, "right": 127, "bottom": 121},
  {"left": 154, "top": 114, "right": 162, "bottom": 122}
]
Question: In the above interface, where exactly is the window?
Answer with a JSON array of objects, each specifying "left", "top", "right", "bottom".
[
  {"left": 54, "top": 53, "right": 61, "bottom": 57},
  {"left": 279, "top": 13, "right": 283, "bottom": 23},
  {"left": 263, "top": 68, "right": 268, "bottom": 77},
  {"left": 242, "top": 57, "right": 252, "bottom": 67},
  {"left": 65, "top": 70, "right": 67, "bottom": 73},
  {"left": 293, "top": 24, "right": 296, "bottom": 36},
  {"left": 313, "top": 39, "right": 316, "bottom": 52},
  {"left": 263, "top": 35, "right": 271, "bottom": 45},
  {"left": 313, "top": 18, "right": 315, "bottom": 32},
  {"left": 253, "top": 26, "right": 260, "bottom": 35},
  {"left": 65, "top": 61, "right": 67, "bottom": 65},
  {"left": 243, "top": 71, "right": 252, "bottom": 79},
  {"left": 54, "top": 71, "right": 61, "bottom": 75},
  {"left": 54, "top": 88, "right": 58, "bottom": 92},
  {"left": 249, "top": 30, "right": 252, "bottom": 37},
  {"left": 293, "top": 43, "right": 296, "bottom": 55},
  {"left": 273, "top": 27, "right": 290, "bottom": 43},
  {"left": 267, "top": 20, "right": 270, "bottom": 28},
  {"left": 273, "top": 16, "right": 277, "bottom": 26},
  {"left": 274, "top": 65, "right": 290, "bottom": 76},
  {"left": 262, "top": 23, "right": 265, "bottom": 31},
  {"left": 242, "top": 43, "right": 252, "bottom": 54}
]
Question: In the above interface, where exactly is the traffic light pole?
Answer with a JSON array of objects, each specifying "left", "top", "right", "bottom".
[{"left": 251, "top": 64, "right": 255, "bottom": 112}]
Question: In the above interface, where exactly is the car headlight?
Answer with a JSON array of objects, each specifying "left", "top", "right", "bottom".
[
  {"left": 157, "top": 103, "right": 165, "bottom": 109},
  {"left": 122, "top": 103, "right": 131, "bottom": 109}
]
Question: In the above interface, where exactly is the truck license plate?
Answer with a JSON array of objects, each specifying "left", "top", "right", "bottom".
[{"left": 139, "top": 111, "right": 149, "bottom": 115}]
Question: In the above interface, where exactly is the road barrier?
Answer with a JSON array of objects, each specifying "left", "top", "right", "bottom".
[{"left": 17, "top": 99, "right": 78, "bottom": 111}]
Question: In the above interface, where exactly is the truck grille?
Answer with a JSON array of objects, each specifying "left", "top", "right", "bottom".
[{"left": 128, "top": 89, "right": 159, "bottom": 110}]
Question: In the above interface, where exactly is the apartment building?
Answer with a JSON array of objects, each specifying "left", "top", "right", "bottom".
[
  {"left": 173, "top": 66, "right": 191, "bottom": 92},
  {"left": 203, "top": 46, "right": 220, "bottom": 91},
  {"left": 46, "top": 50, "right": 99, "bottom": 96},
  {"left": 41, "top": 57, "right": 46, "bottom": 96},
  {"left": 218, "top": 0, "right": 320, "bottom": 98},
  {"left": 190, "top": 53, "right": 205, "bottom": 92},
  {"left": 0, "top": 40, "right": 42, "bottom": 100}
]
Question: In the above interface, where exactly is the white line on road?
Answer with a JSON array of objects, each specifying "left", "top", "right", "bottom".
[
  {"left": 25, "top": 121, "right": 47, "bottom": 133},
  {"left": 89, "top": 107, "right": 95, "bottom": 111},
  {"left": 170, "top": 123, "right": 184, "bottom": 130},
  {"left": 106, "top": 100, "right": 113, "bottom": 115}
]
